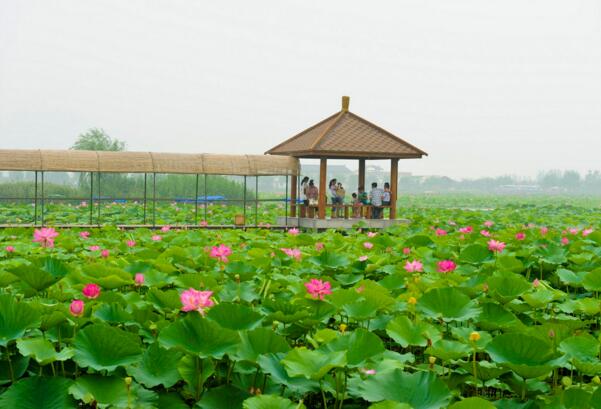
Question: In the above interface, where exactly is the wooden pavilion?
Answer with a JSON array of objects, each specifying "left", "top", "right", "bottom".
[{"left": 266, "top": 96, "right": 427, "bottom": 227}]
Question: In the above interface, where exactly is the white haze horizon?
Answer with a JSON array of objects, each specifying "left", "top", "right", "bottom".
[{"left": 1, "top": 1, "right": 600, "bottom": 180}]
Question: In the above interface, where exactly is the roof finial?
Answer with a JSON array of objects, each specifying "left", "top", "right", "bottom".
[{"left": 341, "top": 96, "right": 350, "bottom": 112}]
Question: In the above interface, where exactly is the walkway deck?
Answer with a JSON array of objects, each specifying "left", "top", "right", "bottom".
[{"left": 277, "top": 216, "right": 410, "bottom": 229}]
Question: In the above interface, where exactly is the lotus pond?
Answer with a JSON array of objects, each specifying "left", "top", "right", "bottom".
[{"left": 1, "top": 197, "right": 601, "bottom": 408}]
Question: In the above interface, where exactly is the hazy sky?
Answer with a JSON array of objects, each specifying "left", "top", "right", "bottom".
[{"left": 1, "top": 1, "right": 600, "bottom": 179}]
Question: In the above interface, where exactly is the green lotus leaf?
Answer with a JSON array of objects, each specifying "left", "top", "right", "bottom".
[
  {"left": 9, "top": 265, "right": 57, "bottom": 291},
  {"left": 559, "top": 334, "right": 600, "bottom": 361},
  {"left": 68, "top": 375, "right": 157, "bottom": 408},
  {"left": 583, "top": 268, "right": 601, "bottom": 292},
  {"left": 127, "top": 343, "right": 183, "bottom": 388},
  {"left": 459, "top": 244, "right": 491, "bottom": 264},
  {"left": 386, "top": 315, "right": 441, "bottom": 348},
  {"left": 16, "top": 337, "right": 73, "bottom": 366},
  {"left": 0, "top": 294, "right": 41, "bottom": 346},
  {"left": 418, "top": 287, "right": 481, "bottom": 322},
  {"left": 521, "top": 289, "right": 557, "bottom": 309},
  {"left": 0, "top": 354, "right": 29, "bottom": 385},
  {"left": 178, "top": 355, "right": 215, "bottom": 399},
  {"left": 308, "top": 251, "right": 350, "bottom": 269},
  {"left": 404, "top": 235, "right": 434, "bottom": 248},
  {"left": 477, "top": 302, "right": 522, "bottom": 330},
  {"left": 73, "top": 323, "right": 142, "bottom": 371},
  {"left": 157, "top": 392, "right": 189, "bottom": 409},
  {"left": 354, "top": 369, "right": 451, "bottom": 409},
  {"left": 369, "top": 402, "right": 412, "bottom": 409},
  {"left": 573, "top": 359, "right": 601, "bottom": 376},
  {"left": 146, "top": 288, "right": 182, "bottom": 311},
  {"left": 243, "top": 395, "right": 305, "bottom": 409},
  {"left": 485, "top": 333, "right": 558, "bottom": 378},
  {"left": 159, "top": 313, "right": 240, "bottom": 358},
  {"left": 281, "top": 347, "right": 346, "bottom": 380},
  {"left": 80, "top": 264, "right": 133, "bottom": 289},
  {"left": 448, "top": 397, "right": 495, "bottom": 409},
  {"left": 0, "top": 376, "right": 75, "bottom": 409},
  {"left": 320, "top": 328, "right": 385, "bottom": 367},
  {"left": 258, "top": 353, "right": 320, "bottom": 394},
  {"left": 236, "top": 327, "right": 290, "bottom": 362},
  {"left": 496, "top": 255, "right": 525, "bottom": 273},
  {"left": 196, "top": 385, "right": 251, "bottom": 409},
  {"left": 206, "top": 302, "right": 263, "bottom": 330},
  {"left": 488, "top": 273, "right": 531, "bottom": 303},
  {"left": 93, "top": 302, "right": 134, "bottom": 324},
  {"left": 556, "top": 269, "right": 585, "bottom": 287},
  {"left": 426, "top": 339, "right": 471, "bottom": 361}
]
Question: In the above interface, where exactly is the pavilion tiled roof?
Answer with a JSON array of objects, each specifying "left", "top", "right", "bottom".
[{"left": 266, "top": 97, "right": 428, "bottom": 159}]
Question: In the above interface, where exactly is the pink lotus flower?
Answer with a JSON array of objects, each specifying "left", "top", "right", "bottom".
[
  {"left": 315, "top": 242, "right": 324, "bottom": 251},
  {"left": 134, "top": 273, "right": 145, "bottom": 286},
  {"left": 126, "top": 240, "right": 136, "bottom": 247},
  {"left": 483, "top": 221, "right": 494, "bottom": 227},
  {"left": 161, "top": 225, "right": 171, "bottom": 232},
  {"left": 151, "top": 235, "right": 162, "bottom": 241},
  {"left": 210, "top": 244, "right": 232, "bottom": 263},
  {"left": 281, "top": 248, "right": 302, "bottom": 261},
  {"left": 582, "top": 228, "right": 594, "bottom": 237},
  {"left": 367, "top": 232, "right": 377, "bottom": 238},
  {"left": 363, "top": 242, "right": 374, "bottom": 250},
  {"left": 540, "top": 226, "right": 549, "bottom": 236},
  {"left": 568, "top": 228, "right": 579, "bottom": 235},
  {"left": 488, "top": 240, "right": 506, "bottom": 253},
  {"left": 459, "top": 226, "right": 473, "bottom": 234},
  {"left": 199, "top": 220, "right": 208, "bottom": 227},
  {"left": 33, "top": 227, "right": 59, "bottom": 248},
  {"left": 305, "top": 279, "right": 332, "bottom": 300},
  {"left": 82, "top": 283, "right": 100, "bottom": 299},
  {"left": 480, "top": 230, "right": 491, "bottom": 237},
  {"left": 404, "top": 260, "right": 423, "bottom": 273},
  {"left": 180, "top": 288, "right": 214, "bottom": 315},
  {"left": 358, "top": 255, "right": 368, "bottom": 262},
  {"left": 533, "top": 278, "right": 540, "bottom": 288},
  {"left": 80, "top": 231, "right": 90, "bottom": 239},
  {"left": 437, "top": 260, "right": 457, "bottom": 273},
  {"left": 288, "top": 228, "right": 300, "bottom": 235},
  {"left": 100, "top": 249, "right": 110, "bottom": 258},
  {"left": 361, "top": 368, "right": 377, "bottom": 375},
  {"left": 88, "top": 245, "right": 100, "bottom": 251},
  {"left": 5, "top": 245, "right": 14, "bottom": 253},
  {"left": 403, "top": 247, "right": 411, "bottom": 255},
  {"left": 515, "top": 232, "right": 526, "bottom": 241},
  {"left": 435, "top": 228, "right": 447, "bottom": 236},
  {"left": 69, "top": 300, "right": 84, "bottom": 317},
  {"left": 80, "top": 201, "right": 88, "bottom": 207},
  {"left": 561, "top": 237, "right": 569, "bottom": 246}
]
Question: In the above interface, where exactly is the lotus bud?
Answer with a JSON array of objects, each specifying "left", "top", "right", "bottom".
[
  {"left": 561, "top": 376, "right": 572, "bottom": 387},
  {"left": 407, "top": 296, "right": 417, "bottom": 305},
  {"left": 124, "top": 377, "right": 133, "bottom": 386},
  {"left": 339, "top": 323, "right": 347, "bottom": 333},
  {"left": 482, "top": 283, "right": 489, "bottom": 292},
  {"left": 469, "top": 331, "right": 481, "bottom": 342},
  {"left": 149, "top": 323, "right": 157, "bottom": 331},
  {"left": 548, "top": 329, "right": 555, "bottom": 339},
  {"left": 592, "top": 376, "right": 601, "bottom": 385},
  {"left": 428, "top": 356, "right": 436, "bottom": 365}
]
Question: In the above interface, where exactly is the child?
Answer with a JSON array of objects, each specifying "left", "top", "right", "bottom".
[
  {"left": 351, "top": 192, "right": 361, "bottom": 218},
  {"left": 335, "top": 183, "right": 346, "bottom": 217}
]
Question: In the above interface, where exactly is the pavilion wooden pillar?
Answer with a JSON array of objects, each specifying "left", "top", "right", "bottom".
[
  {"left": 318, "top": 158, "right": 327, "bottom": 219},
  {"left": 390, "top": 158, "right": 399, "bottom": 219},
  {"left": 358, "top": 159, "right": 365, "bottom": 191},
  {"left": 290, "top": 173, "right": 297, "bottom": 217}
]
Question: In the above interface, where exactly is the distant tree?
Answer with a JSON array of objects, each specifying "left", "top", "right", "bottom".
[
  {"left": 71, "top": 128, "right": 125, "bottom": 151},
  {"left": 562, "top": 170, "right": 581, "bottom": 190}
]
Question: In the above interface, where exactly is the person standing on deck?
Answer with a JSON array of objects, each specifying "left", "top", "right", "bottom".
[
  {"left": 300, "top": 176, "right": 309, "bottom": 217},
  {"left": 370, "top": 182, "right": 384, "bottom": 219}
]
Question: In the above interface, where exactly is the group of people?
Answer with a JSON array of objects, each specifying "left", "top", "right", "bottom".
[{"left": 299, "top": 177, "right": 391, "bottom": 219}]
